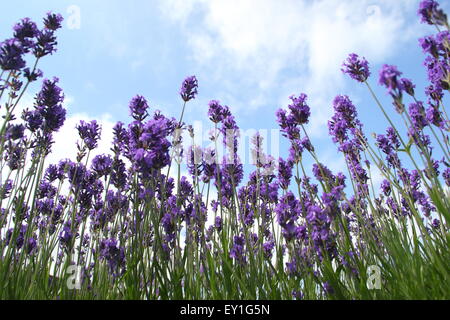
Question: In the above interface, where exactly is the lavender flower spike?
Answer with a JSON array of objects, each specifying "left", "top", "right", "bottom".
[
  {"left": 13, "top": 18, "right": 38, "bottom": 41},
  {"left": 76, "top": 120, "right": 101, "bottom": 150},
  {"left": 0, "top": 39, "right": 26, "bottom": 71},
  {"left": 43, "top": 12, "right": 64, "bottom": 31},
  {"left": 341, "top": 53, "right": 370, "bottom": 83},
  {"left": 180, "top": 75, "right": 198, "bottom": 102},
  {"left": 379, "top": 64, "right": 402, "bottom": 93},
  {"left": 379, "top": 64, "right": 405, "bottom": 113},
  {"left": 418, "top": 0, "right": 448, "bottom": 26},
  {"left": 129, "top": 95, "right": 149, "bottom": 121}
]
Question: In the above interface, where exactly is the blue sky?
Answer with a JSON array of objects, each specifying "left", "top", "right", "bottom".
[{"left": 1, "top": 0, "right": 448, "bottom": 186}]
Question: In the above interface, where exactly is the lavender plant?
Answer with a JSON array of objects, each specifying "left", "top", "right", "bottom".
[{"left": 0, "top": 1, "right": 448, "bottom": 300}]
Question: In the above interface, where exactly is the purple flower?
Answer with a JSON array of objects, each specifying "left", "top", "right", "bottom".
[
  {"left": 5, "top": 143, "right": 26, "bottom": 171},
  {"left": 376, "top": 131, "right": 403, "bottom": 167},
  {"left": 112, "top": 121, "right": 129, "bottom": 155},
  {"left": 409, "top": 101, "right": 429, "bottom": 130},
  {"left": 436, "top": 32, "right": 450, "bottom": 61},
  {"left": 276, "top": 109, "right": 301, "bottom": 141},
  {"left": 64, "top": 161, "right": 86, "bottom": 187},
  {"left": 33, "top": 77, "right": 66, "bottom": 133},
  {"left": 161, "top": 200, "right": 179, "bottom": 248},
  {"left": 432, "top": 219, "right": 441, "bottom": 229},
  {"left": 288, "top": 93, "right": 311, "bottom": 125},
  {"left": 43, "top": 12, "right": 64, "bottom": 31},
  {"left": 36, "top": 77, "right": 64, "bottom": 106},
  {"left": 111, "top": 158, "right": 128, "bottom": 190},
  {"left": 91, "top": 154, "right": 113, "bottom": 178},
  {"left": 423, "top": 56, "right": 449, "bottom": 91},
  {"left": 129, "top": 95, "right": 149, "bottom": 121},
  {"left": 288, "top": 140, "right": 303, "bottom": 164},
  {"left": 0, "top": 180, "right": 13, "bottom": 199},
  {"left": 418, "top": 0, "right": 448, "bottom": 26},
  {"left": 218, "top": 159, "right": 244, "bottom": 207},
  {"left": 13, "top": 18, "right": 38, "bottom": 41},
  {"left": 386, "top": 127, "right": 401, "bottom": 149},
  {"left": 22, "top": 109, "right": 43, "bottom": 132},
  {"left": 44, "top": 164, "right": 62, "bottom": 182},
  {"left": 379, "top": 64, "right": 402, "bottom": 93},
  {"left": 332, "top": 95, "right": 360, "bottom": 127},
  {"left": 179, "top": 176, "right": 194, "bottom": 201},
  {"left": 5, "top": 124, "right": 25, "bottom": 141},
  {"left": 443, "top": 167, "right": 450, "bottom": 186},
  {"left": 328, "top": 95, "right": 362, "bottom": 146},
  {"left": 59, "top": 221, "right": 74, "bottom": 249},
  {"left": 263, "top": 240, "right": 275, "bottom": 259},
  {"left": 8, "top": 78, "right": 23, "bottom": 93},
  {"left": 419, "top": 36, "right": 439, "bottom": 58},
  {"left": 37, "top": 181, "right": 57, "bottom": 199},
  {"left": 214, "top": 216, "right": 223, "bottom": 232},
  {"left": 6, "top": 224, "right": 27, "bottom": 249},
  {"left": 202, "top": 148, "right": 217, "bottom": 182},
  {"left": 208, "top": 100, "right": 227, "bottom": 123},
  {"left": 26, "top": 237, "right": 37, "bottom": 255},
  {"left": 131, "top": 118, "right": 172, "bottom": 172},
  {"left": 276, "top": 109, "right": 296, "bottom": 140},
  {"left": 77, "top": 120, "right": 101, "bottom": 150},
  {"left": 0, "top": 39, "right": 26, "bottom": 71},
  {"left": 401, "top": 78, "right": 415, "bottom": 96},
  {"left": 33, "top": 30, "right": 58, "bottom": 58},
  {"left": 276, "top": 95, "right": 310, "bottom": 149},
  {"left": 99, "top": 238, "right": 126, "bottom": 276},
  {"left": 275, "top": 192, "right": 301, "bottom": 241},
  {"left": 381, "top": 180, "right": 391, "bottom": 196},
  {"left": 278, "top": 158, "right": 293, "bottom": 190},
  {"left": 379, "top": 64, "right": 405, "bottom": 113},
  {"left": 23, "top": 68, "right": 44, "bottom": 82},
  {"left": 36, "top": 198, "right": 57, "bottom": 215},
  {"left": 186, "top": 145, "right": 203, "bottom": 176},
  {"left": 230, "top": 234, "right": 246, "bottom": 264},
  {"left": 180, "top": 75, "right": 198, "bottom": 102},
  {"left": 342, "top": 53, "right": 371, "bottom": 82},
  {"left": 306, "top": 204, "right": 337, "bottom": 259},
  {"left": 40, "top": 103, "right": 66, "bottom": 133}
]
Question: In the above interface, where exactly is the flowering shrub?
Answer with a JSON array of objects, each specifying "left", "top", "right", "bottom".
[{"left": 0, "top": 2, "right": 449, "bottom": 300}]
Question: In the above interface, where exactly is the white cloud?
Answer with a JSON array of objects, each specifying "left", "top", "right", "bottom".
[
  {"left": 46, "top": 112, "right": 116, "bottom": 166},
  {"left": 160, "top": 0, "right": 426, "bottom": 136},
  {"left": 0, "top": 89, "right": 113, "bottom": 167}
]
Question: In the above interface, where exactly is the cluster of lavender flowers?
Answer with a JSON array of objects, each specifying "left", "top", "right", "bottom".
[{"left": 0, "top": 1, "right": 448, "bottom": 300}]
